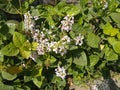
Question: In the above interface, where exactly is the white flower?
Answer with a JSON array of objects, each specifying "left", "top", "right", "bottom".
[
  {"left": 74, "top": 34, "right": 84, "bottom": 46},
  {"left": 24, "top": 11, "right": 35, "bottom": 31},
  {"left": 103, "top": 2, "right": 108, "bottom": 10},
  {"left": 37, "top": 45, "right": 45, "bottom": 55},
  {"left": 59, "top": 46, "right": 67, "bottom": 56},
  {"left": 93, "top": 85, "right": 98, "bottom": 90},
  {"left": 55, "top": 66, "right": 66, "bottom": 80},
  {"left": 61, "top": 35, "right": 71, "bottom": 43},
  {"left": 53, "top": 47, "right": 59, "bottom": 54},
  {"left": 60, "top": 15, "right": 74, "bottom": 32},
  {"left": 33, "top": 16, "right": 39, "bottom": 20}
]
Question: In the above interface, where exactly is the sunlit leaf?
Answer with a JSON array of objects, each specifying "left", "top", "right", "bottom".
[
  {"left": 104, "top": 45, "right": 118, "bottom": 61},
  {"left": 113, "top": 41, "right": 120, "bottom": 54},
  {"left": 19, "top": 48, "right": 31, "bottom": 59},
  {"left": 13, "top": 32, "right": 26, "bottom": 48},
  {"left": 107, "top": 37, "right": 116, "bottom": 46},
  {"left": 102, "top": 23, "right": 119, "bottom": 36},
  {"left": 66, "top": 5, "right": 80, "bottom": 16},
  {"left": 117, "top": 33, "right": 120, "bottom": 40},
  {"left": 31, "top": 42, "right": 39, "bottom": 50},
  {"left": 1, "top": 43, "right": 19, "bottom": 56}
]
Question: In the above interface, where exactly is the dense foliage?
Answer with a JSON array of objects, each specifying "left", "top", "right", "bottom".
[{"left": 0, "top": 0, "right": 120, "bottom": 90}]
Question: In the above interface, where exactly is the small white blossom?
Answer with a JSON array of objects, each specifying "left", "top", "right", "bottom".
[
  {"left": 103, "top": 2, "right": 108, "bottom": 10},
  {"left": 74, "top": 34, "right": 84, "bottom": 46},
  {"left": 53, "top": 47, "right": 59, "bottom": 54},
  {"left": 93, "top": 85, "right": 98, "bottom": 90},
  {"left": 61, "top": 35, "right": 71, "bottom": 43},
  {"left": 33, "top": 16, "right": 39, "bottom": 20},
  {"left": 59, "top": 46, "right": 67, "bottom": 56},
  {"left": 55, "top": 66, "right": 66, "bottom": 80},
  {"left": 60, "top": 15, "right": 74, "bottom": 32},
  {"left": 101, "top": 1, "right": 108, "bottom": 10}
]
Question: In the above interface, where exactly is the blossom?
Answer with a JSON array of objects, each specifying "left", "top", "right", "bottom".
[
  {"left": 24, "top": 11, "right": 35, "bottom": 31},
  {"left": 55, "top": 66, "right": 66, "bottom": 80},
  {"left": 33, "top": 16, "right": 39, "bottom": 20},
  {"left": 59, "top": 46, "right": 67, "bottom": 56},
  {"left": 61, "top": 35, "right": 71, "bottom": 43},
  {"left": 93, "top": 84, "right": 98, "bottom": 90},
  {"left": 74, "top": 34, "right": 84, "bottom": 46},
  {"left": 101, "top": 1, "right": 108, "bottom": 10},
  {"left": 103, "top": 2, "right": 108, "bottom": 10},
  {"left": 60, "top": 15, "right": 74, "bottom": 32}
]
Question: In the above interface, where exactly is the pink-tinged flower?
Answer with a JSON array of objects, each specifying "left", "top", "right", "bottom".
[{"left": 60, "top": 15, "right": 74, "bottom": 32}]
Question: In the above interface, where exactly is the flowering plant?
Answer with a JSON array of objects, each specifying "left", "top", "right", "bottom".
[{"left": 0, "top": 0, "right": 120, "bottom": 89}]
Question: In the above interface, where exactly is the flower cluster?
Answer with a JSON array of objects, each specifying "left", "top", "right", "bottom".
[
  {"left": 74, "top": 34, "right": 84, "bottom": 46},
  {"left": 24, "top": 11, "right": 35, "bottom": 31},
  {"left": 52, "top": 35, "right": 71, "bottom": 56},
  {"left": 24, "top": 12, "right": 84, "bottom": 59},
  {"left": 55, "top": 65, "right": 66, "bottom": 80},
  {"left": 60, "top": 15, "right": 74, "bottom": 32}
]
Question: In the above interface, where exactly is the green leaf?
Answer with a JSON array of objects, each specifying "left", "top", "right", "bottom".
[
  {"left": 113, "top": 41, "right": 120, "bottom": 54},
  {"left": 46, "top": 15, "right": 55, "bottom": 28},
  {"left": 31, "top": 42, "right": 39, "bottom": 50},
  {"left": 66, "top": 5, "right": 80, "bottom": 16},
  {"left": 110, "top": 13, "right": 120, "bottom": 24},
  {"left": 0, "top": 0, "right": 19, "bottom": 14},
  {"left": 73, "top": 51, "right": 87, "bottom": 67},
  {"left": 0, "top": 51, "right": 4, "bottom": 62},
  {"left": 117, "top": 33, "right": 120, "bottom": 40},
  {"left": 50, "top": 55, "right": 56, "bottom": 64},
  {"left": 107, "top": 37, "right": 116, "bottom": 46},
  {"left": 0, "top": 84, "right": 14, "bottom": 90},
  {"left": 6, "top": 20, "right": 18, "bottom": 35},
  {"left": 104, "top": 28, "right": 119, "bottom": 36},
  {"left": 102, "top": 23, "right": 119, "bottom": 36},
  {"left": 16, "top": 21, "right": 24, "bottom": 31},
  {"left": 31, "top": 8, "right": 40, "bottom": 16},
  {"left": 6, "top": 66, "right": 23, "bottom": 74},
  {"left": 89, "top": 55, "right": 99, "bottom": 67},
  {"left": 1, "top": 43, "right": 19, "bottom": 56},
  {"left": 19, "top": 48, "right": 31, "bottom": 59},
  {"left": 13, "top": 32, "right": 26, "bottom": 48},
  {"left": 35, "top": 67, "right": 43, "bottom": 77},
  {"left": 86, "top": 32, "right": 100, "bottom": 48},
  {"left": 32, "top": 76, "right": 44, "bottom": 88},
  {"left": 2, "top": 71, "right": 17, "bottom": 80},
  {"left": 104, "top": 45, "right": 118, "bottom": 61},
  {"left": 24, "top": 76, "right": 32, "bottom": 82}
]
